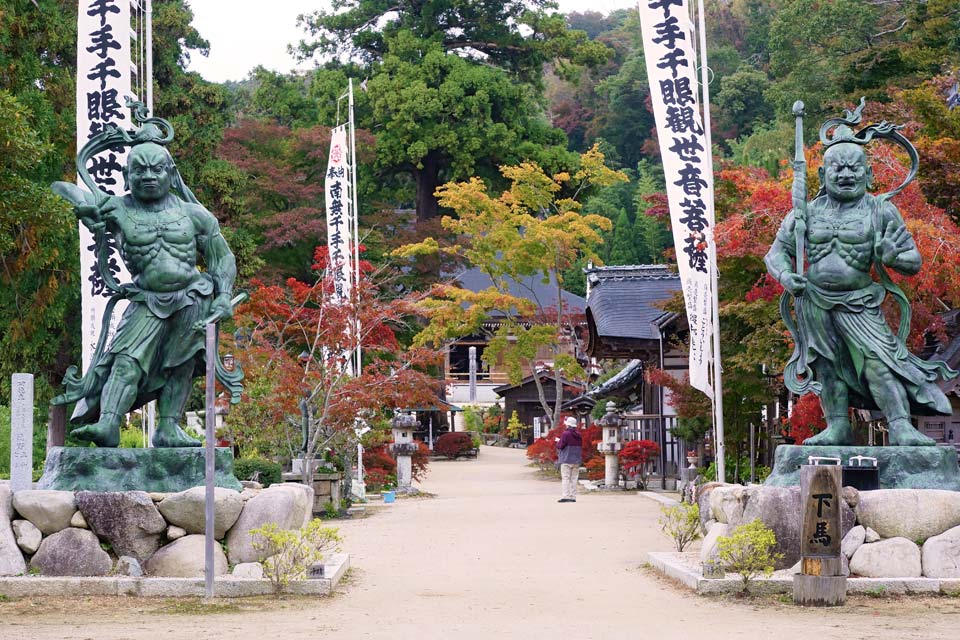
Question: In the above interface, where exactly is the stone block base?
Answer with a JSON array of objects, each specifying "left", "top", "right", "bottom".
[
  {"left": 765, "top": 445, "right": 960, "bottom": 490},
  {"left": 38, "top": 447, "right": 242, "bottom": 493}
]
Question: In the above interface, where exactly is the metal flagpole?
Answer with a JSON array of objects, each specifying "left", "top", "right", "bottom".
[
  {"left": 145, "top": 0, "right": 153, "bottom": 115},
  {"left": 203, "top": 323, "right": 216, "bottom": 599},
  {"left": 348, "top": 78, "right": 361, "bottom": 376},
  {"left": 144, "top": 0, "right": 156, "bottom": 443},
  {"left": 695, "top": 0, "right": 725, "bottom": 483}
]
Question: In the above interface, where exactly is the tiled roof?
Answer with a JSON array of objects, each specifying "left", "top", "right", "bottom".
[
  {"left": 585, "top": 265, "right": 680, "bottom": 340},
  {"left": 586, "top": 359, "right": 645, "bottom": 398},
  {"left": 455, "top": 267, "right": 586, "bottom": 315}
]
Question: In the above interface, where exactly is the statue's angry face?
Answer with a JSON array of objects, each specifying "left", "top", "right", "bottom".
[
  {"left": 821, "top": 143, "right": 872, "bottom": 203},
  {"left": 126, "top": 143, "right": 173, "bottom": 202}
]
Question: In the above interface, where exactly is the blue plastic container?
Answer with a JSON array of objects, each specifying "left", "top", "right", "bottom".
[{"left": 382, "top": 490, "right": 396, "bottom": 503}]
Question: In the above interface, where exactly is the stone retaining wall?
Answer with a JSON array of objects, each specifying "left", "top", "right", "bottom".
[
  {"left": 0, "top": 481, "right": 316, "bottom": 579},
  {"left": 698, "top": 484, "right": 960, "bottom": 579}
]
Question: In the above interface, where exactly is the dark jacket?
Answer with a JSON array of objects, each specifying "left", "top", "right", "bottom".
[{"left": 556, "top": 427, "right": 583, "bottom": 465}]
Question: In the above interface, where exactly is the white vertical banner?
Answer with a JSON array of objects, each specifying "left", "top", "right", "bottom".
[
  {"left": 325, "top": 124, "right": 354, "bottom": 304},
  {"left": 639, "top": 0, "right": 715, "bottom": 398},
  {"left": 76, "top": 0, "right": 133, "bottom": 372}
]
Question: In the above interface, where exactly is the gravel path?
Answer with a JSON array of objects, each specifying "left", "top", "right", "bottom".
[{"left": 5, "top": 445, "right": 957, "bottom": 639}]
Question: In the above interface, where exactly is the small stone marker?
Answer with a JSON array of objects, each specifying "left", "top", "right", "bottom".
[
  {"left": 10, "top": 374, "right": 34, "bottom": 493},
  {"left": 794, "top": 463, "right": 846, "bottom": 606}
]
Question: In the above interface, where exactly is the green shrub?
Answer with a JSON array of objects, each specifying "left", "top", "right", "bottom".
[
  {"left": 119, "top": 426, "right": 146, "bottom": 448},
  {"left": 717, "top": 519, "right": 782, "bottom": 594},
  {"left": 658, "top": 503, "right": 702, "bottom": 552},
  {"left": 251, "top": 519, "right": 342, "bottom": 596},
  {"left": 234, "top": 457, "right": 282, "bottom": 487}
]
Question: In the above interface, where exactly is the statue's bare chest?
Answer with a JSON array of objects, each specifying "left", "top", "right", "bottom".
[
  {"left": 118, "top": 206, "right": 195, "bottom": 247},
  {"left": 806, "top": 209, "right": 874, "bottom": 269}
]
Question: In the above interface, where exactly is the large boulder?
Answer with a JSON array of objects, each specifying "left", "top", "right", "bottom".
[
  {"left": 145, "top": 534, "right": 228, "bottom": 578},
  {"left": 699, "top": 523, "right": 730, "bottom": 564},
  {"left": 232, "top": 562, "right": 264, "bottom": 579},
  {"left": 12, "top": 520, "right": 42, "bottom": 555},
  {"left": 0, "top": 485, "right": 26, "bottom": 576},
  {"left": 855, "top": 489, "right": 960, "bottom": 543},
  {"left": 11, "top": 490, "right": 76, "bottom": 535},
  {"left": 225, "top": 483, "right": 314, "bottom": 564},
  {"left": 841, "top": 525, "right": 866, "bottom": 559},
  {"left": 697, "top": 482, "right": 723, "bottom": 531},
  {"left": 30, "top": 528, "right": 111, "bottom": 576},
  {"left": 115, "top": 555, "right": 143, "bottom": 577},
  {"left": 738, "top": 485, "right": 854, "bottom": 570},
  {"left": 921, "top": 524, "right": 960, "bottom": 578},
  {"left": 75, "top": 491, "right": 166, "bottom": 563},
  {"left": 849, "top": 537, "right": 921, "bottom": 578},
  {"left": 157, "top": 487, "right": 244, "bottom": 538},
  {"left": 709, "top": 485, "right": 751, "bottom": 525}
]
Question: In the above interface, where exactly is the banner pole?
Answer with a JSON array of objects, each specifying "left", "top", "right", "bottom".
[
  {"left": 695, "top": 0, "right": 725, "bottom": 483},
  {"left": 348, "top": 78, "right": 361, "bottom": 376}
]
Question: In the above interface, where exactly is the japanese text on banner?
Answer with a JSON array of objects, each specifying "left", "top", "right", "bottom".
[
  {"left": 639, "top": 0, "right": 715, "bottom": 397},
  {"left": 76, "top": 0, "right": 132, "bottom": 371}
]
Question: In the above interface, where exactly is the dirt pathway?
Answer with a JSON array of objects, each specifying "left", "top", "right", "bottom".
[{"left": 2, "top": 446, "right": 957, "bottom": 639}]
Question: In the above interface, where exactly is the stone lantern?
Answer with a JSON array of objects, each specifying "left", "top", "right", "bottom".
[
  {"left": 597, "top": 401, "right": 624, "bottom": 489},
  {"left": 390, "top": 412, "right": 419, "bottom": 493}
]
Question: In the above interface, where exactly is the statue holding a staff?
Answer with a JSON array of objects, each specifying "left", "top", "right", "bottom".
[
  {"left": 50, "top": 101, "right": 243, "bottom": 449},
  {"left": 765, "top": 99, "right": 956, "bottom": 446}
]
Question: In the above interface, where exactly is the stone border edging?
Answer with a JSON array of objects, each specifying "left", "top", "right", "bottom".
[
  {"left": 635, "top": 491, "right": 680, "bottom": 507},
  {"left": 647, "top": 551, "right": 960, "bottom": 596},
  {"left": 0, "top": 553, "right": 349, "bottom": 598}
]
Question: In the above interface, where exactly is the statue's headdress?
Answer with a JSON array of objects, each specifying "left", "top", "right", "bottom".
[
  {"left": 818, "top": 97, "right": 918, "bottom": 199},
  {"left": 74, "top": 99, "right": 201, "bottom": 297},
  {"left": 76, "top": 98, "right": 199, "bottom": 206}
]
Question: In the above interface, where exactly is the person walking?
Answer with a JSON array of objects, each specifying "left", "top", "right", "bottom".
[{"left": 556, "top": 416, "right": 583, "bottom": 503}]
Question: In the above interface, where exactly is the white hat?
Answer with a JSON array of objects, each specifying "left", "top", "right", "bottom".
[{"left": 564, "top": 416, "right": 577, "bottom": 428}]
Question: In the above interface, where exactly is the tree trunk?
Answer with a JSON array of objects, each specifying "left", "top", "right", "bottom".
[{"left": 414, "top": 153, "right": 442, "bottom": 221}]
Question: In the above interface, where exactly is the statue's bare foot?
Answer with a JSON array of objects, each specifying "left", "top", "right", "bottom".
[
  {"left": 804, "top": 421, "right": 854, "bottom": 446},
  {"left": 152, "top": 421, "right": 201, "bottom": 447},
  {"left": 72, "top": 421, "right": 120, "bottom": 448},
  {"left": 888, "top": 419, "right": 936, "bottom": 446}
]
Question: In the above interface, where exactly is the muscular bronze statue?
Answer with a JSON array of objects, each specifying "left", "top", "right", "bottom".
[
  {"left": 765, "top": 99, "right": 956, "bottom": 446},
  {"left": 51, "top": 105, "right": 241, "bottom": 448}
]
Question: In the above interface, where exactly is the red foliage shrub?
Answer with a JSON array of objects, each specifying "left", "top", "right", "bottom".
[
  {"left": 584, "top": 456, "right": 605, "bottom": 480},
  {"left": 412, "top": 441, "right": 431, "bottom": 481},
  {"left": 363, "top": 467, "right": 393, "bottom": 492},
  {"left": 620, "top": 440, "right": 660, "bottom": 489},
  {"left": 434, "top": 432, "right": 475, "bottom": 459},
  {"left": 784, "top": 393, "right": 825, "bottom": 444}
]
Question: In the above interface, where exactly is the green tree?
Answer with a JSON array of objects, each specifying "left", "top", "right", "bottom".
[
  {"left": 395, "top": 146, "right": 626, "bottom": 428},
  {"left": 0, "top": 91, "right": 78, "bottom": 403},
  {"left": 295, "top": 0, "right": 608, "bottom": 84},
  {"left": 295, "top": 1, "right": 610, "bottom": 220},
  {"left": 607, "top": 208, "right": 638, "bottom": 265}
]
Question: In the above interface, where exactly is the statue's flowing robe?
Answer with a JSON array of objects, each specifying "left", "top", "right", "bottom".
[
  {"left": 798, "top": 280, "right": 953, "bottom": 415},
  {"left": 68, "top": 276, "right": 215, "bottom": 423}
]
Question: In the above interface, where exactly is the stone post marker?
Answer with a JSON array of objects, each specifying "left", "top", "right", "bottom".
[
  {"left": 10, "top": 374, "right": 34, "bottom": 493},
  {"left": 794, "top": 461, "right": 846, "bottom": 606},
  {"left": 597, "top": 402, "right": 623, "bottom": 489},
  {"left": 391, "top": 412, "right": 418, "bottom": 494}
]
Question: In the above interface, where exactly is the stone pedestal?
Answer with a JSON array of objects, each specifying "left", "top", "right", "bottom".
[
  {"left": 396, "top": 455, "right": 413, "bottom": 493},
  {"left": 765, "top": 445, "right": 960, "bottom": 490},
  {"left": 604, "top": 454, "right": 620, "bottom": 488},
  {"left": 38, "top": 447, "right": 243, "bottom": 492}
]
